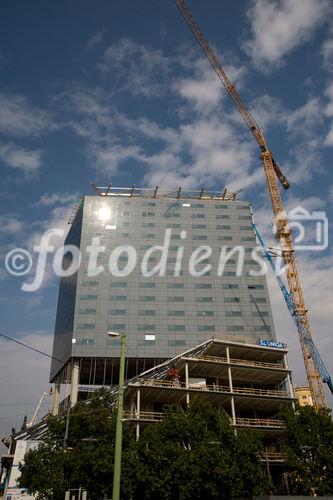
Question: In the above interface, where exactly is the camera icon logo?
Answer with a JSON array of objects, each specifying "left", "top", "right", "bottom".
[{"left": 287, "top": 206, "right": 328, "bottom": 251}]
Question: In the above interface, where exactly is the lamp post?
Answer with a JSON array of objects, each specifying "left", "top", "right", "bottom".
[{"left": 108, "top": 331, "right": 126, "bottom": 500}]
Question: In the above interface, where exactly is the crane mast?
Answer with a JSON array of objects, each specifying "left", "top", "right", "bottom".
[
  {"left": 176, "top": 0, "right": 326, "bottom": 408},
  {"left": 253, "top": 223, "right": 333, "bottom": 397}
]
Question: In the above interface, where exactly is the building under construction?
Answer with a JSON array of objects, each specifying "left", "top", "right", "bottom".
[
  {"left": 1, "top": 185, "right": 299, "bottom": 496},
  {"left": 2, "top": 0, "right": 332, "bottom": 496},
  {"left": 2, "top": 333, "right": 296, "bottom": 495},
  {"left": 50, "top": 187, "right": 278, "bottom": 413}
]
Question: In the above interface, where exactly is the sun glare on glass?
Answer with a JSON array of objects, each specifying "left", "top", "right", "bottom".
[{"left": 97, "top": 206, "right": 111, "bottom": 221}]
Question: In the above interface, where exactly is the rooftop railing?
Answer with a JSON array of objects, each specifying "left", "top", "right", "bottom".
[{"left": 90, "top": 184, "right": 242, "bottom": 201}]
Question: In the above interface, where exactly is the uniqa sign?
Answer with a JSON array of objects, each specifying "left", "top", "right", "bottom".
[{"left": 258, "top": 339, "right": 287, "bottom": 349}]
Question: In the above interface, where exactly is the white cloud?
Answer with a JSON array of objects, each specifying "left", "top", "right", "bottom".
[
  {"left": 0, "top": 93, "right": 54, "bottom": 137},
  {"left": 249, "top": 94, "right": 325, "bottom": 184},
  {"left": 249, "top": 94, "right": 323, "bottom": 142},
  {"left": 0, "top": 142, "right": 42, "bottom": 175},
  {"left": 329, "top": 185, "right": 333, "bottom": 203},
  {"left": 0, "top": 196, "right": 74, "bottom": 291},
  {"left": 38, "top": 192, "right": 79, "bottom": 207},
  {"left": 173, "top": 51, "right": 246, "bottom": 115},
  {"left": 98, "top": 38, "right": 170, "bottom": 97},
  {"left": 28, "top": 204, "right": 73, "bottom": 250},
  {"left": 324, "top": 82, "right": 333, "bottom": 145},
  {"left": 69, "top": 86, "right": 324, "bottom": 194},
  {"left": 321, "top": 37, "right": 333, "bottom": 71},
  {"left": 64, "top": 38, "right": 328, "bottom": 194},
  {"left": 86, "top": 31, "right": 104, "bottom": 52},
  {"left": 13, "top": 204, "right": 72, "bottom": 292},
  {"left": 285, "top": 97, "right": 323, "bottom": 137},
  {"left": 243, "top": 0, "right": 331, "bottom": 68},
  {"left": 64, "top": 81, "right": 261, "bottom": 191},
  {"left": 174, "top": 76, "right": 222, "bottom": 112},
  {"left": 178, "top": 118, "right": 256, "bottom": 188},
  {"left": 325, "top": 127, "right": 333, "bottom": 146},
  {"left": 0, "top": 215, "right": 24, "bottom": 235},
  {"left": 92, "top": 144, "right": 145, "bottom": 174},
  {"left": 173, "top": 57, "right": 224, "bottom": 114}
]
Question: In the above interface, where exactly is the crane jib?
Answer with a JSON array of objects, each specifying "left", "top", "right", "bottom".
[{"left": 175, "top": 0, "right": 290, "bottom": 191}]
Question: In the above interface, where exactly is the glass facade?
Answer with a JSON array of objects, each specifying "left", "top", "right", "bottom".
[{"left": 50, "top": 194, "right": 276, "bottom": 381}]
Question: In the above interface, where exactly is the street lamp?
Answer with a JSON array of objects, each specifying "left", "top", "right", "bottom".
[{"left": 108, "top": 331, "right": 126, "bottom": 500}]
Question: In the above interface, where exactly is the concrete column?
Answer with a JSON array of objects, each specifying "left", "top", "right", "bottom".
[
  {"left": 226, "top": 346, "right": 230, "bottom": 363},
  {"left": 283, "top": 354, "right": 289, "bottom": 370},
  {"left": 285, "top": 357, "right": 296, "bottom": 407},
  {"left": 52, "top": 382, "right": 60, "bottom": 416},
  {"left": 227, "top": 350, "right": 236, "bottom": 425},
  {"left": 230, "top": 397, "right": 236, "bottom": 425},
  {"left": 287, "top": 373, "right": 295, "bottom": 399},
  {"left": 136, "top": 388, "right": 140, "bottom": 440},
  {"left": 228, "top": 367, "right": 233, "bottom": 392},
  {"left": 185, "top": 362, "right": 190, "bottom": 406},
  {"left": 70, "top": 360, "right": 80, "bottom": 407}
]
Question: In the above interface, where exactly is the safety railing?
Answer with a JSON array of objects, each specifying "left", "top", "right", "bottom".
[
  {"left": 194, "top": 354, "right": 285, "bottom": 370},
  {"left": 259, "top": 451, "right": 285, "bottom": 461},
  {"left": 123, "top": 411, "right": 284, "bottom": 430},
  {"left": 137, "top": 379, "right": 289, "bottom": 397},
  {"left": 234, "top": 417, "right": 283, "bottom": 428},
  {"left": 231, "top": 386, "right": 288, "bottom": 397},
  {"left": 123, "top": 411, "right": 164, "bottom": 421}
]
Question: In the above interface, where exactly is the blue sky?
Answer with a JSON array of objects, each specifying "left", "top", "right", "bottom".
[{"left": 0, "top": 0, "right": 333, "bottom": 437}]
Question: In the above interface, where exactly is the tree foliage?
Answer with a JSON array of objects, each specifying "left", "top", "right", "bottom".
[
  {"left": 280, "top": 404, "right": 333, "bottom": 495},
  {"left": 19, "top": 391, "right": 271, "bottom": 499},
  {"left": 19, "top": 389, "right": 134, "bottom": 500},
  {"left": 132, "top": 398, "right": 270, "bottom": 499}
]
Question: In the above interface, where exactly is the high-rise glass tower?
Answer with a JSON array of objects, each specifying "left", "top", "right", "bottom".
[{"left": 50, "top": 187, "right": 276, "bottom": 408}]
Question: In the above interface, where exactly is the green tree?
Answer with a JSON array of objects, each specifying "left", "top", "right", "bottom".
[
  {"left": 130, "top": 398, "right": 271, "bottom": 499},
  {"left": 19, "top": 388, "right": 135, "bottom": 500},
  {"left": 280, "top": 404, "right": 333, "bottom": 495},
  {"left": 19, "top": 393, "right": 270, "bottom": 499}
]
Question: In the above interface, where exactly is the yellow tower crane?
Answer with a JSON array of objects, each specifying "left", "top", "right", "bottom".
[{"left": 175, "top": 0, "right": 326, "bottom": 408}]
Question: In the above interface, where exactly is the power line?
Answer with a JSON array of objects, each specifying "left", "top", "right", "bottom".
[
  {"left": 0, "top": 332, "right": 62, "bottom": 363},
  {"left": 0, "top": 413, "right": 27, "bottom": 420},
  {"left": 0, "top": 403, "right": 39, "bottom": 407}
]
